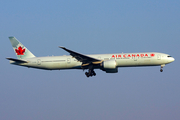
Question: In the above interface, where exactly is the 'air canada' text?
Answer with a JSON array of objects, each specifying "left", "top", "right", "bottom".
[{"left": 111, "top": 53, "right": 155, "bottom": 58}]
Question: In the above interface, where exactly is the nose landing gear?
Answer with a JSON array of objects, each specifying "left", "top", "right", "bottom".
[{"left": 160, "top": 64, "right": 165, "bottom": 72}]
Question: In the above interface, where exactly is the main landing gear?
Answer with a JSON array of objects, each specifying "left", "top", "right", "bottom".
[
  {"left": 160, "top": 64, "right": 165, "bottom": 72},
  {"left": 85, "top": 69, "right": 96, "bottom": 77}
]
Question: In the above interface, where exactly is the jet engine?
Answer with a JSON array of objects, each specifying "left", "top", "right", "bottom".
[{"left": 101, "top": 60, "right": 118, "bottom": 73}]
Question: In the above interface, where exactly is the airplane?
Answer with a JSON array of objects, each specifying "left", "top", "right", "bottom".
[{"left": 7, "top": 37, "right": 175, "bottom": 77}]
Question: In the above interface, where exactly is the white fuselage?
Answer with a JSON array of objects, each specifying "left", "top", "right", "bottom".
[{"left": 10, "top": 52, "right": 175, "bottom": 70}]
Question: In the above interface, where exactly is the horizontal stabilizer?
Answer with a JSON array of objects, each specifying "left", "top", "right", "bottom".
[{"left": 6, "top": 58, "right": 28, "bottom": 63}]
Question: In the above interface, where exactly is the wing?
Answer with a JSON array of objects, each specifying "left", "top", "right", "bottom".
[{"left": 59, "top": 47, "right": 102, "bottom": 65}]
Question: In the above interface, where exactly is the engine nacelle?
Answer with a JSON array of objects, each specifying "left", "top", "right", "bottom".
[
  {"left": 101, "top": 60, "right": 118, "bottom": 73},
  {"left": 102, "top": 60, "right": 117, "bottom": 69}
]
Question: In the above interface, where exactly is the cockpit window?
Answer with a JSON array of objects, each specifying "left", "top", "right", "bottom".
[{"left": 167, "top": 56, "right": 172, "bottom": 57}]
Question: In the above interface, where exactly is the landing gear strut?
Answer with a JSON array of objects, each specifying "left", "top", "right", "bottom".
[
  {"left": 160, "top": 64, "right": 165, "bottom": 72},
  {"left": 85, "top": 69, "right": 96, "bottom": 77}
]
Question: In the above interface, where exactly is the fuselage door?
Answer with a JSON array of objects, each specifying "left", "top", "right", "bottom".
[
  {"left": 37, "top": 59, "right": 41, "bottom": 65},
  {"left": 157, "top": 54, "right": 161, "bottom": 60},
  {"left": 67, "top": 58, "right": 71, "bottom": 64}
]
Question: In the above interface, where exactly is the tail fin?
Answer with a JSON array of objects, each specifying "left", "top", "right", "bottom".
[{"left": 9, "top": 37, "right": 35, "bottom": 59}]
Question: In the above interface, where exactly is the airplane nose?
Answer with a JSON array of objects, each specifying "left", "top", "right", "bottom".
[
  {"left": 170, "top": 57, "right": 175, "bottom": 62},
  {"left": 167, "top": 57, "right": 175, "bottom": 63},
  {"left": 172, "top": 57, "right": 175, "bottom": 61}
]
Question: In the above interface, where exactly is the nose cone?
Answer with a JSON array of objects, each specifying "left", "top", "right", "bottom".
[
  {"left": 172, "top": 57, "right": 175, "bottom": 62},
  {"left": 169, "top": 57, "right": 175, "bottom": 63}
]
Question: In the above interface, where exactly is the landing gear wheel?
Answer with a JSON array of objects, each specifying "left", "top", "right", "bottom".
[
  {"left": 94, "top": 73, "right": 96, "bottom": 76},
  {"left": 85, "top": 72, "right": 89, "bottom": 77},
  {"left": 92, "top": 71, "right": 96, "bottom": 76},
  {"left": 85, "top": 70, "right": 96, "bottom": 77},
  {"left": 160, "top": 64, "right": 165, "bottom": 73}
]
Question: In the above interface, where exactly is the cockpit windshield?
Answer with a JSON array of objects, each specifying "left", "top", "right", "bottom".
[{"left": 167, "top": 56, "right": 172, "bottom": 57}]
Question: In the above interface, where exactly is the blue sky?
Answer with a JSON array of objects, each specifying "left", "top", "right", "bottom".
[{"left": 0, "top": 0, "right": 180, "bottom": 120}]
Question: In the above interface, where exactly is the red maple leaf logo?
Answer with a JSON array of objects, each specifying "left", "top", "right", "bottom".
[
  {"left": 150, "top": 53, "right": 155, "bottom": 57},
  {"left": 15, "top": 46, "right": 25, "bottom": 55}
]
